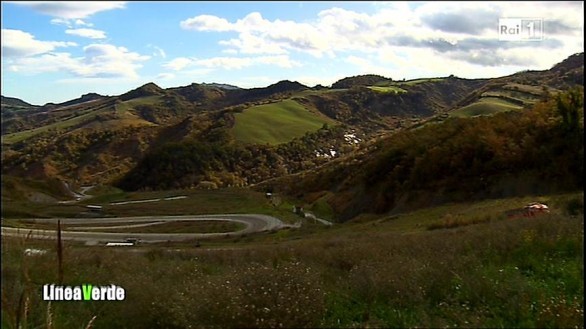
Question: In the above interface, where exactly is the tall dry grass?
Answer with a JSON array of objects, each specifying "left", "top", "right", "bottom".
[{"left": 2, "top": 209, "right": 583, "bottom": 328}]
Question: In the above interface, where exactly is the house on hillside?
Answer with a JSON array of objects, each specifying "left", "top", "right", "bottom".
[
  {"left": 293, "top": 205, "right": 304, "bottom": 215},
  {"left": 506, "top": 202, "right": 550, "bottom": 219},
  {"left": 523, "top": 202, "right": 550, "bottom": 217}
]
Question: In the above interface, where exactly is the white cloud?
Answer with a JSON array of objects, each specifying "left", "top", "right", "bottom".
[
  {"left": 7, "top": 44, "right": 150, "bottom": 79},
  {"left": 1, "top": 29, "right": 76, "bottom": 57},
  {"left": 148, "top": 45, "right": 166, "bottom": 58},
  {"left": 65, "top": 28, "right": 106, "bottom": 39},
  {"left": 9, "top": 1, "right": 126, "bottom": 19},
  {"left": 51, "top": 17, "right": 95, "bottom": 28},
  {"left": 163, "top": 55, "right": 301, "bottom": 73},
  {"left": 198, "top": 55, "right": 301, "bottom": 69},
  {"left": 180, "top": 14, "right": 232, "bottom": 31},
  {"left": 156, "top": 73, "right": 175, "bottom": 80},
  {"left": 50, "top": 18, "right": 71, "bottom": 26},
  {"left": 163, "top": 57, "right": 193, "bottom": 71},
  {"left": 179, "top": 3, "right": 582, "bottom": 71},
  {"left": 219, "top": 33, "right": 287, "bottom": 55},
  {"left": 74, "top": 19, "right": 93, "bottom": 27},
  {"left": 81, "top": 44, "right": 150, "bottom": 78},
  {"left": 6, "top": 52, "right": 81, "bottom": 74},
  {"left": 231, "top": 76, "right": 278, "bottom": 88},
  {"left": 221, "top": 48, "right": 239, "bottom": 55}
]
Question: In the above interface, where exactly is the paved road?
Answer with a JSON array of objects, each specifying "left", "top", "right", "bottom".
[
  {"left": 1, "top": 214, "right": 291, "bottom": 244},
  {"left": 303, "top": 212, "right": 334, "bottom": 226}
]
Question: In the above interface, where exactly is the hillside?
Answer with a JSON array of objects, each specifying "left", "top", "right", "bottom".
[
  {"left": 1, "top": 53, "right": 583, "bottom": 190},
  {"left": 1, "top": 95, "right": 38, "bottom": 108},
  {"left": 231, "top": 99, "right": 334, "bottom": 145},
  {"left": 1, "top": 53, "right": 584, "bottom": 328},
  {"left": 260, "top": 87, "right": 584, "bottom": 221},
  {"left": 331, "top": 74, "right": 393, "bottom": 89}
]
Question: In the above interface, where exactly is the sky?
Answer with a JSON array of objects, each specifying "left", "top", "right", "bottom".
[{"left": 1, "top": 1, "right": 584, "bottom": 105}]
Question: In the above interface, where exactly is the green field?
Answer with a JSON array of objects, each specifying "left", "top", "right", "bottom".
[
  {"left": 115, "top": 96, "right": 161, "bottom": 113},
  {"left": 1, "top": 107, "right": 110, "bottom": 144},
  {"left": 450, "top": 97, "right": 523, "bottom": 118},
  {"left": 482, "top": 91, "right": 539, "bottom": 104},
  {"left": 232, "top": 99, "right": 334, "bottom": 145},
  {"left": 367, "top": 86, "right": 407, "bottom": 94},
  {"left": 399, "top": 78, "right": 446, "bottom": 86},
  {"left": 294, "top": 89, "right": 348, "bottom": 96},
  {"left": 87, "top": 220, "right": 246, "bottom": 234},
  {"left": 503, "top": 83, "right": 548, "bottom": 95},
  {"left": 2, "top": 192, "right": 582, "bottom": 328},
  {"left": 1, "top": 186, "right": 304, "bottom": 224},
  {"left": 3, "top": 220, "right": 246, "bottom": 234},
  {"left": 1, "top": 97, "right": 161, "bottom": 145}
]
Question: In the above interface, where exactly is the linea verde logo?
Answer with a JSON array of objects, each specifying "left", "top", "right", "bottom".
[{"left": 43, "top": 284, "right": 125, "bottom": 301}]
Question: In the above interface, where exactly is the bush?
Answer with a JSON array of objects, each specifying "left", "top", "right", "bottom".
[{"left": 565, "top": 197, "right": 584, "bottom": 216}]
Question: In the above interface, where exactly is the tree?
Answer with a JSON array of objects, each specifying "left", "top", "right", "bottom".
[{"left": 556, "top": 87, "right": 584, "bottom": 132}]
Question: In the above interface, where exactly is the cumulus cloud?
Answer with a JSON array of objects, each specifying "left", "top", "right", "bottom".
[
  {"left": 2, "top": 29, "right": 76, "bottom": 57},
  {"left": 147, "top": 45, "right": 166, "bottom": 58},
  {"left": 156, "top": 73, "right": 175, "bottom": 80},
  {"left": 196, "top": 55, "right": 301, "bottom": 69},
  {"left": 180, "top": 14, "right": 232, "bottom": 31},
  {"left": 179, "top": 2, "right": 582, "bottom": 71},
  {"left": 65, "top": 28, "right": 106, "bottom": 39},
  {"left": 163, "top": 57, "right": 193, "bottom": 71},
  {"left": 6, "top": 43, "right": 150, "bottom": 79},
  {"left": 8, "top": 1, "right": 126, "bottom": 19},
  {"left": 163, "top": 55, "right": 301, "bottom": 72},
  {"left": 51, "top": 17, "right": 94, "bottom": 27}
]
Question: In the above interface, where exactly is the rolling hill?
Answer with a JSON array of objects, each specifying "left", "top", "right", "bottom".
[
  {"left": 449, "top": 97, "right": 522, "bottom": 118},
  {"left": 231, "top": 99, "right": 334, "bottom": 145},
  {"left": 260, "top": 86, "right": 583, "bottom": 221},
  {"left": 1, "top": 53, "right": 583, "bottom": 329},
  {"left": 1, "top": 52, "right": 583, "bottom": 194},
  {"left": 1, "top": 95, "right": 39, "bottom": 108}
]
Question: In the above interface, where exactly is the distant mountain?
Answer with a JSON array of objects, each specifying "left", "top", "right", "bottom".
[
  {"left": 1, "top": 53, "right": 582, "bottom": 193},
  {"left": 550, "top": 52, "right": 584, "bottom": 73},
  {"left": 241, "top": 80, "right": 309, "bottom": 100},
  {"left": 261, "top": 87, "right": 584, "bottom": 221},
  {"left": 167, "top": 83, "right": 227, "bottom": 107},
  {"left": 119, "top": 82, "right": 165, "bottom": 101},
  {"left": 265, "top": 80, "right": 308, "bottom": 92},
  {"left": 450, "top": 52, "right": 585, "bottom": 112},
  {"left": 201, "top": 82, "right": 242, "bottom": 90},
  {"left": 43, "top": 92, "right": 107, "bottom": 109},
  {"left": 1, "top": 95, "right": 42, "bottom": 135},
  {"left": 1, "top": 95, "right": 38, "bottom": 108},
  {"left": 332, "top": 74, "right": 392, "bottom": 89}
]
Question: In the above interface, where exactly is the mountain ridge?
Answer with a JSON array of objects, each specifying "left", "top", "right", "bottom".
[
  {"left": 3, "top": 51, "right": 583, "bottom": 107},
  {"left": 1, "top": 52, "right": 582, "bottom": 202}
]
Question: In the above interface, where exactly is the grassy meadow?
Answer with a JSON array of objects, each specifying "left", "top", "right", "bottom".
[
  {"left": 367, "top": 86, "right": 407, "bottom": 94},
  {"left": 232, "top": 99, "right": 334, "bottom": 145},
  {"left": 2, "top": 186, "right": 305, "bottom": 224},
  {"left": 1, "top": 107, "right": 111, "bottom": 145},
  {"left": 1, "top": 192, "right": 583, "bottom": 328},
  {"left": 398, "top": 78, "right": 446, "bottom": 86},
  {"left": 450, "top": 97, "right": 523, "bottom": 118},
  {"left": 1, "top": 96, "right": 163, "bottom": 145}
]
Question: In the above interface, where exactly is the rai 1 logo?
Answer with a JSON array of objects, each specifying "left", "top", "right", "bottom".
[{"left": 498, "top": 18, "right": 543, "bottom": 41}]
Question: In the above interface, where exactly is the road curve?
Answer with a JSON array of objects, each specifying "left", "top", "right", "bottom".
[{"left": 1, "top": 214, "right": 292, "bottom": 244}]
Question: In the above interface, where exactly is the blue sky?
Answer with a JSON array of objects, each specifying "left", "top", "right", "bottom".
[{"left": 1, "top": 1, "right": 583, "bottom": 105}]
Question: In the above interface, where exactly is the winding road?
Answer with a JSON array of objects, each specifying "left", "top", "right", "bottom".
[{"left": 1, "top": 214, "right": 296, "bottom": 244}]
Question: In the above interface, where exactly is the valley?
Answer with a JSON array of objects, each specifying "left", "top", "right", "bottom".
[{"left": 1, "top": 52, "right": 583, "bottom": 329}]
